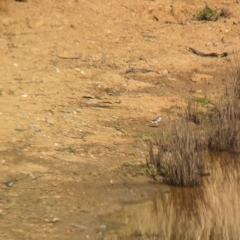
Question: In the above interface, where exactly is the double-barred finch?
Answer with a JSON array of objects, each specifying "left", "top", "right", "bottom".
[{"left": 149, "top": 116, "right": 162, "bottom": 125}]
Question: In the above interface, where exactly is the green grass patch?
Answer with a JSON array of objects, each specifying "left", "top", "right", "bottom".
[
  {"left": 191, "top": 96, "right": 211, "bottom": 106},
  {"left": 122, "top": 162, "right": 158, "bottom": 178},
  {"left": 193, "top": 5, "right": 219, "bottom": 21},
  {"left": 136, "top": 132, "right": 164, "bottom": 142}
]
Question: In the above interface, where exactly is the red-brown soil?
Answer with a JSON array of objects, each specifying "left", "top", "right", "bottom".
[{"left": 0, "top": 0, "right": 240, "bottom": 239}]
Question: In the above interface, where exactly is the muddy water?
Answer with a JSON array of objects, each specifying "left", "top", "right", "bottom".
[{"left": 103, "top": 154, "right": 240, "bottom": 240}]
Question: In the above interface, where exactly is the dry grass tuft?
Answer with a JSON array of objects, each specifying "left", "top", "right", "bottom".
[
  {"left": 148, "top": 62, "right": 240, "bottom": 187},
  {"left": 185, "top": 100, "right": 204, "bottom": 125},
  {"left": 207, "top": 62, "right": 240, "bottom": 151},
  {"left": 207, "top": 98, "right": 240, "bottom": 151},
  {"left": 148, "top": 120, "right": 208, "bottom": 187}
]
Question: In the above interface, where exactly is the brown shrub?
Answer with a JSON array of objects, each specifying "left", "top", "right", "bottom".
[
  {"left": 148, "top": 63, "right": 240, "bottom": 187},
  {"left": 207, "top": 62, "right": 240, "bottom": 151},
  {"left": 148, "top": 120, "right": 208, "bottom": 187},
  {"left": 207, "top": 98, "right": 240, "bottom": 151}
]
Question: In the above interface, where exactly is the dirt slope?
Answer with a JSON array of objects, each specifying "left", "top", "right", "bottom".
[{"left": 0, "top": 0, "right": 240, "bottom": 239}]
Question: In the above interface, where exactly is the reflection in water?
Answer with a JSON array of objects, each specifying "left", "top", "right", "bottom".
[{"left": 104, "top": 154, "right": 240, "bottom": 240}]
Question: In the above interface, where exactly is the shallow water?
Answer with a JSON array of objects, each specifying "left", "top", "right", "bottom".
[{"left": 103, "top": 153, "right": 240, "bottom": 240}]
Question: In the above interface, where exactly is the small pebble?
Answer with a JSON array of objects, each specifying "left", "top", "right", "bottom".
[
  {"left": 96, "top": 224, "right": 107, "bottom": 234},
  {"left": 29, "top": 173, "right": 37, "bottom": 180},
  {"left": 52, "top": 217, "right": 60, "bottom": 223},
  {"left": 46, "top": 118, "right": 55, "bottom": 126},
  {"left": 162, "top": 69, "right": 168, "bottom": 75},
  {"left": 71, "top": 223, "right": 88, "bottom": 230},
  {"left": 29, "top": 125, "right": 41, "bottom": 132},
  {"left": 98, "top": 224, "right": 107, "bottom": 230},
  {"left": 6, "top": 181, "right": 14, "bottom": 187}
]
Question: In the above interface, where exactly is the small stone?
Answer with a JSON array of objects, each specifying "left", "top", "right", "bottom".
[
  {"left": 29, "top": 125, "right": 41, "bottom": 132},
  {"left": 15, "top": 128, "right": 27, "bottom": 132},
  {"left": 29, "top": 173, "right": 37, "bottom": 180},
  {"left": 98, "top": 224, "right": 107, "bottom": 230},
  {"left": 110, "top": 179, "right": 113, "bottom": 185},
  {"left": 220, "top": 8, "right": 231, "bottom": 18},
  {"left": 206, "top": 41, "right": 213, "bottom": 46},
  {"left": 71, "top": 223, "right": 88, "bottom": 230},
  {"left": 162, "top": 69, "right": 168, "bottom": 75},
  {"left": 46, "top": 118, "right": 55, "bottom": 126},
  {"left": 62, "top": 109, "right": 73, "bottom": 113},
  {"left": 96, "top": 224, "right": 107, "bottom": 234},
  {"left": 52, "top": 217, "right": 60, "bottom": 223},
  {"left": 6, "top": 181, "right": 14, "bottom": 187}
]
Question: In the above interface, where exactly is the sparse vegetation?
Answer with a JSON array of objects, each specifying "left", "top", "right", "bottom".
[
  {"left": 148, "top": 64, "right": 240, "bottom": 187},
  {"left": 207, "top": 98, "right": 240, "bottom": 151},
  {"left": 59, "top": 146, "right": 77, "bottom": 154},
  {"left": 191, "top": 96, "right": 211, "bottom": 106},
  {"left": 122, "top": 162, "right": 158, "bottom": 178},
  {"left": 185, "top": 100, "right": 205, "bottom": 124},
  {"left": 193, "top": 5, "right": 219, "bottom": 21},
  {"left": 137, "top": 132, "right": 164, "bottom": 142},
  {"left": 162, "top": 104, "right": 181, "bottom": 114},
  {"left": 148, "top": 120, "right": 208, "bottom": 187},
  {"left": 206, "top": 63, "right": 240, "bottom": 151}
]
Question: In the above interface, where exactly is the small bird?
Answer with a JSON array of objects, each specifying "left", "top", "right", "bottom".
[{"left": 149, "top": 116, "right": 162, "bottom": 125}]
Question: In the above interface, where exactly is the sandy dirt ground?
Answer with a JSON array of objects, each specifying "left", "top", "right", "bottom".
[{"left": 0, "top": 0, "right": 240, "bottom": 239}]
